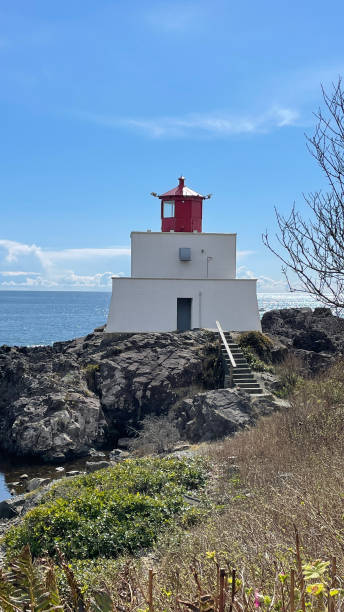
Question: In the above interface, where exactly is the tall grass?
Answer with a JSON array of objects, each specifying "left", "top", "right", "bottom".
[{"left": 138, "top": 360, "right": 344, "bottom": 608}]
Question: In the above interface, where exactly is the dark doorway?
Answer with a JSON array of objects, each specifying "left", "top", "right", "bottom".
[{"left": 177, "top": 298, "right": 192, "bottom": 331}]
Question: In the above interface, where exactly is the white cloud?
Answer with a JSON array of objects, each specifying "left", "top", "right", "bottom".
[
  {"left": 0, "top": 271, "right": 119, "bottom": 289},
  {"left": 74, "top": 106, "right": 299, "bottom": 139},
  {"left": 0, "top": 239, "right": 43, "bottom": 263},
  {"left": 1, "top": 270, "right": 41, "bottom": 276},
  {"left": 1, "top": 277, "right": 58, "bottom": 288},
  {"left": 0, "top": 239, "right": 130, "bottom": 290},
  {"left": 56, "top": 271, "right": 120, "bottom": 288},
  {"left": 0, "top": 239, "right": 130, "bottom": 267},
  {"left": 237, "top": 265, "right": 289, "bottom": 291}
]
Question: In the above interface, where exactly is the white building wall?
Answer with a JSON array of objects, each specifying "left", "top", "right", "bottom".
[
  {"left": 106, "top": 277, "right": 261, "bottom": 333},
  {"left": 131, "top": 232, "right": 236, "bottom": 279}
]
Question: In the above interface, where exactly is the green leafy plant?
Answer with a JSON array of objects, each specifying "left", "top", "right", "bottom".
[
  {"left": 0, "top": 544, "right": 62, "bottom": 611},
  {"left": 238, "top": 331, "right": 273, "bottom": 361},
  {"left": 4, "top": 457, "right": 207, "bottom": 561},
  {"left": 240, "top": 346, "right": 274, "bottom": 372}
]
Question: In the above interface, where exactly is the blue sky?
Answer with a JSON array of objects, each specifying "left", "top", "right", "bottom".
[{"left": 1, "top": 0, "right": 343, "bottom": 291}]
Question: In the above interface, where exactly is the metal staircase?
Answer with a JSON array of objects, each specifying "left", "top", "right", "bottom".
[{"left": 216, "top": 321, "right": 263, "bottom": 395}]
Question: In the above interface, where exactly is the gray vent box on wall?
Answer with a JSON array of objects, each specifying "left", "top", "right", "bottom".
[{"left": 179, "top": 247, "right": 191, "bottom": 261}]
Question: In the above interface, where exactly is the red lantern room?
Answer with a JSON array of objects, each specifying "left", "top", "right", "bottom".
[{"left": 151, "top": 176, "right": 211, "bottom": 233}]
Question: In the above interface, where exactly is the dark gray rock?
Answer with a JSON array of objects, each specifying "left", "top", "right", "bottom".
[
  {"left": 109, "top": 448, "right": 129, "bottom": 461},
  {"left": 85, "top": 461, "right": 110, "bottom": 473},
  {"left": 262, "top": 307, "right": 344, "bottom": 374},
  {"left": 175, "top": 388, "right": 280, "bottom": 443},
  {"left": 0, "top": 498, "right": 22, "bottom": 518},
  {"left": 117, "top": 437, "right": 131, "bottom": 449},
  {"left": 26, "top": 477, "right": 50, "bottom": 492},
  {"left": 257, "top": 372, "right": 282, "bottom": 393},
  {"left": 293, "top": 329, "right": 336, "bottom": 353},
  {"left": 262, "top": 308, "right": 344, "bottom": 352},
  {"left": 88, "top": 448, "right": 106, "bottom": 459},
  {"left": 292, "top": 349, "right": 337, "bottom": 375},
  {"left": 0, "top": 330, "right": 221, "bottom": 462}
]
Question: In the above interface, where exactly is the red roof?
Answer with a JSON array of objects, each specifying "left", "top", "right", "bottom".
[{"left": 159, "top": 176, "right": 205, "bottom": 198}]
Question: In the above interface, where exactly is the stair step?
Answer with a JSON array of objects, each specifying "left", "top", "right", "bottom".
[
  {"left": 233, "top": 371, "right": 254, "bottom": 376},
  {"left": 224, "top": 359, "right": 245, "bottom": 364},
  {"left": 221, "top": 346, "right": 241, "bottom": 352},
  {"left": 237, "top": 381, "right": 261, "bottom": 387},
  {"left": 237, "top": 381, "right": 261, "bottom": 388},
  {"left": 219, "top": 330, "right": 261, "bottom": 395}
]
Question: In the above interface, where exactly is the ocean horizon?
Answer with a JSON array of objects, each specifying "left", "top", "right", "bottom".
[{"left": 0, "top": 290, "right": 324, "bottom": 347}]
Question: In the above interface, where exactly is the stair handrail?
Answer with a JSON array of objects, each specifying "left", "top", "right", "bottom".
[{"left": 216, "top": 320, "right": 236, "bottom": 368}]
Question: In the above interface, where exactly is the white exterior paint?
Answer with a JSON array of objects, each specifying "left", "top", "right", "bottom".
[
  {"left": 131, "top": 232, "right": 236, "bottom": 279},
  {"left": 106, "top": 277, "right": 261, "bottom": 332}
]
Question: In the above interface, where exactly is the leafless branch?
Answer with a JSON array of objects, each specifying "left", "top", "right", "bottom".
[{"left": 263, "top": 77, "right": 344, "bottom": 313}]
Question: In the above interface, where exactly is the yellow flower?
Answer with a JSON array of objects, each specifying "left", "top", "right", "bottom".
[
  {"left": 306, "top": 583, "right": 324, "bottom": 596},
  {"left": 205, "top": 551, "right": 216, "bottom": 560}
]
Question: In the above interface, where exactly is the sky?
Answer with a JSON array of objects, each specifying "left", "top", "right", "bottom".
[{"left": 1, "top": 0, "right": 343, "bottom": 291}]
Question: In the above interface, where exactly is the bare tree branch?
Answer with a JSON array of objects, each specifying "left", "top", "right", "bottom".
[{"left": 263, "top": 77, "right": 344, "bottom": 314}]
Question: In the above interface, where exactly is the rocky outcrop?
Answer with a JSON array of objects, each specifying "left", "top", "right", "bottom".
[
  {"left": 261, "top": 307, "right": 344, "bottom": 373},
  {"left": 262, "top": 307, "right": 344, "bottom": 351},
  {"left": 175, "top": 388, "right": 281, "bottom": 443},
  {"left": 0, "top": 330, "right": 222, "bottom": 462}
]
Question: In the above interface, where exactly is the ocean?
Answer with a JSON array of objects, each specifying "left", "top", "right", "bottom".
[
  {"left": 0, "top": 290, "right": 112, "bottom": 347},
  {"left": 0, "top": 289, "right": 323, "bottom": 501},
  {"left": 0, "top": 290, "right": 323, "bottom": 347}
]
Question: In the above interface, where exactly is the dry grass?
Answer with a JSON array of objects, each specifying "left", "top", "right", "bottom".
[
  {"left": 128, "top": 414, "right": 182, "bottom": 455},
  {"left": 132, "top": 360, "right": 344, "bottom": 608}
]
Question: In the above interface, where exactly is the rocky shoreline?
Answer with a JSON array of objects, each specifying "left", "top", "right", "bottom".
[
  {"left": 0, "top": 328, "right": 223, "bottom": 463},
  {"left": 0, "top": 306, "right": 343, "bottom": 529},
  {"left": 0, "top": 307, "right": 342, "bottom": 463}
]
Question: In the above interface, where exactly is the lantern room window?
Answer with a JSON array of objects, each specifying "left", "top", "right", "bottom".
[{"left": 163, "top": 201, "right": 175, "bottom": 218}]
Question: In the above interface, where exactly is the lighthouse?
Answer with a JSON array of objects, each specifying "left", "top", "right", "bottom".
[
  {"left": 106, "top": 177, "right": 261, "bottom": 333},
  {"left": 159, "top": 175, "right": 209, "bottom": 233}
]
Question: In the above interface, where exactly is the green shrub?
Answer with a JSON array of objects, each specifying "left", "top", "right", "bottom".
[
  {"left": 238, "top": 331, "right": 273, "bottom": 362},
  {"left": 4, "top": 457, "right": 207, "bottom": 561},
  {"left": 240, "top": 346, "right": 274, "bottom": 372}
]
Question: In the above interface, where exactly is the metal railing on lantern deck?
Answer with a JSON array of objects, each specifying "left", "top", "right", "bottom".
[{"left": 216, "top": 320, "right": 236, "bottom": 387}]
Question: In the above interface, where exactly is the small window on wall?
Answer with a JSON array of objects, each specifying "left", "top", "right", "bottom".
[{"left": 163, "top": 201, "right": 175, "bottom": 218}]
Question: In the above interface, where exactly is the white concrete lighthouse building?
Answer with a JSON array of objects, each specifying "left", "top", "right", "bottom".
[{"left": 106, "top": 177, "right": 261, "bottom": 333}]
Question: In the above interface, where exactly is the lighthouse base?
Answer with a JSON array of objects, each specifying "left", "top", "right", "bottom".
[{"left": 106, "top": 277, "right": 261, "bottom": 333}]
